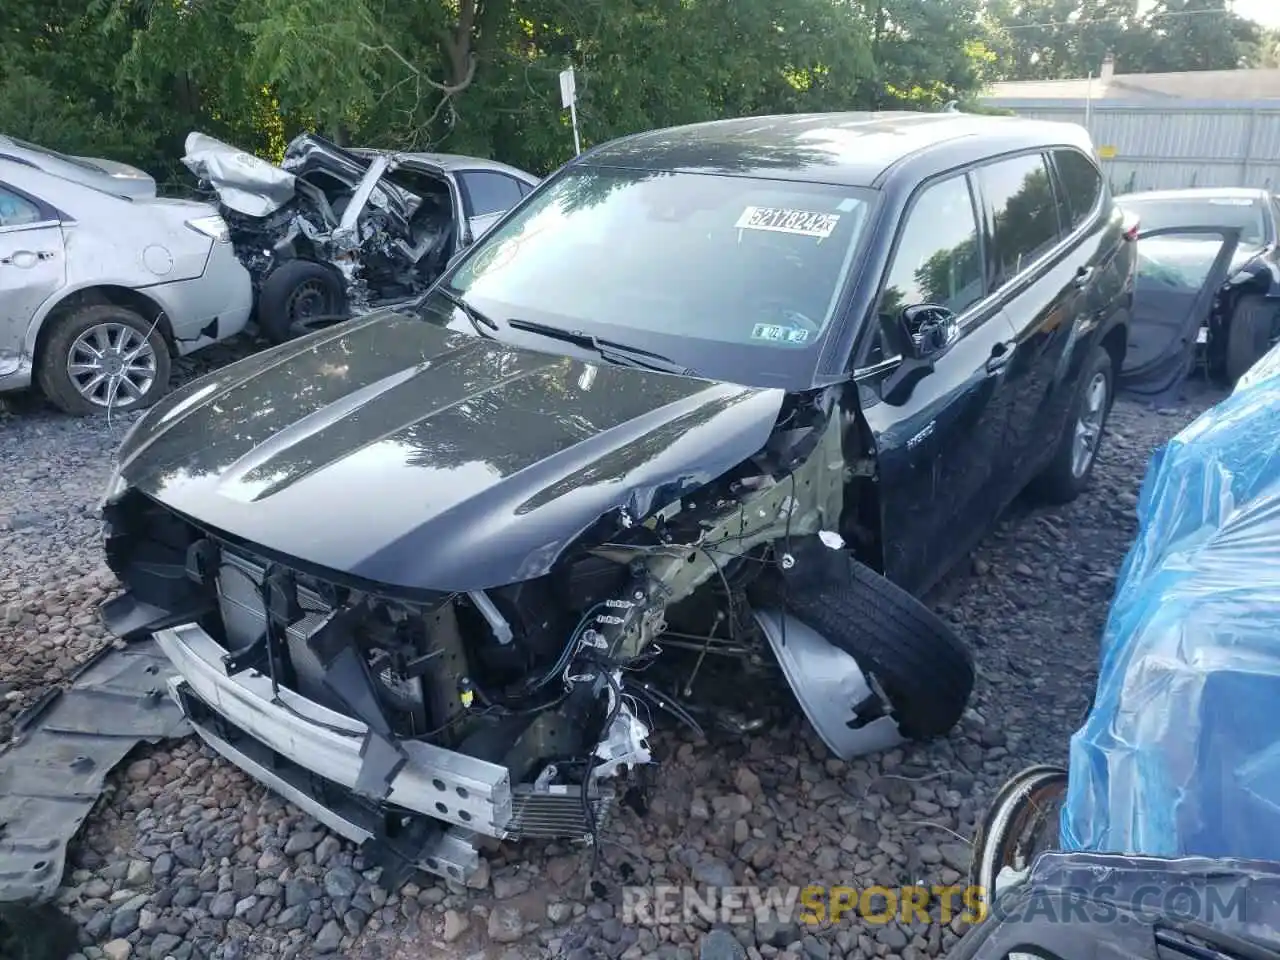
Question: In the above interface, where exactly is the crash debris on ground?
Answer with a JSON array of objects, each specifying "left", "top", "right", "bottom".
[{"left": 0, "top": 639, "right": 189, "bottom": 905}]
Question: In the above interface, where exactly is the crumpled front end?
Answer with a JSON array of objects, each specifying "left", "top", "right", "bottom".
[
  {"left": 182, "top": 131, "right": 453, "bottom": 315},
  {"left": 98, "top": 386, "right": 872, "bottom": 887}
]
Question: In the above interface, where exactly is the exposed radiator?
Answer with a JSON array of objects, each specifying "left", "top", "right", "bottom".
[{"left": 215, "top": 551, "right": 337, "bottom": 708}]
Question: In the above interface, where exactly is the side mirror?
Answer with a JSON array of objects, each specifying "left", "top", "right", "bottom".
[
  {"left": 900, "top": 304, "right": 959, "bottom": 358},
  {"left": 879, "top": 304, "right": 956, "bottom": 406}
]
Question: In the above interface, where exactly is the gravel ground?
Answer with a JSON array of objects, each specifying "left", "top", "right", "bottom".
[{"left": 0, "top": 349, "right": 1225, "bottom": 960}]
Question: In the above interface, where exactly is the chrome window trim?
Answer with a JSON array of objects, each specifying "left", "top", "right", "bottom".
[{"left": 0, "top": 218, "right": 60, "bottom": 235}]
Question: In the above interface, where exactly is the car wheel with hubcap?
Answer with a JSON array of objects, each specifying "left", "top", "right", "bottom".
[
  {"left": 36, "top": 304, "right": 172, "bottom": 416},
  {"left": 1031, "top": 344, "right": 1113, "bottom": 504}
]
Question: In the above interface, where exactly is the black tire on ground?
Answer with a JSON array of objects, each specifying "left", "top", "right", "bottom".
[
  {"left": 774, "top": 547, "right": 975, "bottom": 740},
  {"left": 256, "top": 259, "right": 347, "bottom": 344},
  {"left": 36, "top": 303, "right": 171, "bottom": 416},
  {"left": 1225, "top": 294, "right": 1279, "bottom": 385},
  {"left": 1030, "top": 344, "right": 1113, "bottom": 505}
]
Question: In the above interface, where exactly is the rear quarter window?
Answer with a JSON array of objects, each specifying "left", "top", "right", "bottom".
[
  {"left": 1052, "top": 149, "right": 1103, "bottom": 230},
  {"left": 0, "top": 186, "right": 44, "bottom": 227}
]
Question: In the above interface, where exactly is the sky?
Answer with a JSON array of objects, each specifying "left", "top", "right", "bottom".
[
  {"left": 1232, "top": 0, "right": 1280, "bottom": 29},
  {"left": 1136, "top": 0, "right": 1280, "bottom": 30}
]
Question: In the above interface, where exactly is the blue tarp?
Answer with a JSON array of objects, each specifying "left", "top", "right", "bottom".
[{"left": 1062, "top": 342, "right": 1280, "bottom": 859}]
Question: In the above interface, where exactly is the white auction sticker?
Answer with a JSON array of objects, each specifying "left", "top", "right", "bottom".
[{"left": 735, "top": 206, "right": 840, "bottom": 239}]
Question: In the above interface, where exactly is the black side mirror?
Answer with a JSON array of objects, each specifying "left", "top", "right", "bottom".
[
  {"left": 901, "top": 303, "right": 959, "bottom": 358},
  {"left": 879, "top": 304, "right": 956, "bottom": 406}
]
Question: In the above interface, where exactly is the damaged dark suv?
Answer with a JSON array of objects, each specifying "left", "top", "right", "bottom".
[{"left": 100, "top": 112, "right": 1134, "bottom": 888}]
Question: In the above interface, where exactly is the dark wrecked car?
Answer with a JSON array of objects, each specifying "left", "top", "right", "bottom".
[
  {"left": 182, "top": 131, "right": 538, "bottom": 343},
  {"left": 100, "top": 112, "right": 1134, "bottom": 887},
  {"left": 1117, "top": 187, "right": 1280, "bottom": 390}
]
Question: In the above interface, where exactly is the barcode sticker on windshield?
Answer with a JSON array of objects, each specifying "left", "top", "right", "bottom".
[
  {"left": 736, "top": 206, "right": 840, "bottom": 239},
  {"left": 1208, "top": 198, "right": 1254, "bottom": 206}
]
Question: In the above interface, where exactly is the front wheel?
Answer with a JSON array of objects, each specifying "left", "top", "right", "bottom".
[
  {"left": 36, "top": 304, "right": 171, "bottom": 416},
  {"left": 256, "top": 259, "right": 348, "bottom": 344},
  {"left": 1030, "top": 345, "right": 1113, "bottom": 505}
]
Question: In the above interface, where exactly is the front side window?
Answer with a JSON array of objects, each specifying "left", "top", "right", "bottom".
[
  {"left": 877, "top": 173, "right": 985, "bottom": 325},
  {"left": 1052, "top": 149, "right": 1103, "bottom": 230},
  {"left": 444, "top": 167, "right": 875, "bottom": 383},
  {"left": 0, "top": 187, "right": 42, "bottom": 228},
  {"left": 979, "top": 153, "right": 1062, "bottom": 283}
]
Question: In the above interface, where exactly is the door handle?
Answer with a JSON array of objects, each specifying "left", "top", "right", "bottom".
[
  {"left": 0, "top": 250, "right": 56, "bottom": 267},
  {"left": 1073, "top": 266, "right": 1094, "bottom": 288},
  {"left": 986, "top": 339, "right": 1017, "bottom": 373}
]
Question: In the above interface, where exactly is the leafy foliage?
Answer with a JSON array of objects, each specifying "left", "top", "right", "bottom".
[
  {"left": 3, "top": 0, "right": 990, "bottom": 178},
  {"left": 985, "top": 0, "right": 1267, "bottom": 81},
  {"left": 2, "top": 0, "right": 1272, "bottom": 179}
]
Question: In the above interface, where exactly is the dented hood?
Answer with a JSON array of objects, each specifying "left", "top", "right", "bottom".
[
  {"left": 115, "top": 310, "right": 786, "bottom": 592},
  {"left": 182, "top": 131, "right": 297, "bottom": 216}
]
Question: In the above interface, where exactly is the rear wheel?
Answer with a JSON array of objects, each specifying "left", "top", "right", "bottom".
[
  {"left": 1030, "top": 345, "right": 1112, "bottom": 505},
  {"left": 36, "top": 304, "right": 171, "bottom": 415},
  {"left": 257, "top": 259, "right": 347, "bottom": 344},
  {"left": 1225, "top": 294, "right": 1279, "bottom": 385}
]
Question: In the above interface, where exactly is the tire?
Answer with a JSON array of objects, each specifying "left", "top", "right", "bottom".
[
  {"left": 969, "top": 765, "right": 1067, "bottom": 896},
  {"left": 256, "top": 259, "right": 347, "bottom": 344},
  {"left": 1030, "top": 344, "right": 1113, "bottom": 505},
  {"left": 768, "top": 544, "right": 975, "bottom": 740},
  {"left": 36, "top": 303, "right": 171, "bottom": 416},
  {"left": 1225, "top": 294, "right": 1279, "bottom": 385}
]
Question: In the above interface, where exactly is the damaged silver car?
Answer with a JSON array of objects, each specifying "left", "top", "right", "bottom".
[
  {"left": 183, "top": 132, "right": 538, "bottom": 343},
  {"left": 100, "top": 112, "right": 1133, "bottom": 890}
]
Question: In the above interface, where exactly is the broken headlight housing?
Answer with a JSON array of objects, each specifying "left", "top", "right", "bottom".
[{"left": 185, "top": 214, "right": 231, "bottom": 243}]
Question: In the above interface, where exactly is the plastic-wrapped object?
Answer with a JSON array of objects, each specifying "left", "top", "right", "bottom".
[{"left": 1061, "top": 340, "right": 1280, "bottom": 859}]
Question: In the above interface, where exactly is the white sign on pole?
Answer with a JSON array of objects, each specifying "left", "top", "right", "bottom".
[
  {"left": 558, "top": 67, "right": 581, "bottom": 156},
  {"left": 559, "top": 67, "right": 576, "bottom": 109}
]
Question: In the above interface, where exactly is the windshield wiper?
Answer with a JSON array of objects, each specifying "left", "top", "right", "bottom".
[
  {"left": 506, "top": 318, "right": 697, "bottom": 377},
  {"left": 436, "top": 288, "right": 498, "bottom": 335}
]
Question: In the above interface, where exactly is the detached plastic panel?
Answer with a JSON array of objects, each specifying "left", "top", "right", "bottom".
[{"left": 1062, "top": 340, "right": 1280, "bottom": 859}]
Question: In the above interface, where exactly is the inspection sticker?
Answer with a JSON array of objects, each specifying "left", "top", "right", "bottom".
[
  {"left": 751, "top": 323, "right": 810, "bottom": 344},
  {"left": 736, "top": 206, "right": 839, "bottom": 239}
]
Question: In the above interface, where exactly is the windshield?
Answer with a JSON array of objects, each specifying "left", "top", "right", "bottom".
[
  {"left": 443, "top": 166, "right": 875, "bottom": 386},
  {"left": 1125, "top": 196, "right": 1269, "bottom": 247}
]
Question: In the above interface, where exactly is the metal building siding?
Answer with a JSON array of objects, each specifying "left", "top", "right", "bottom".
[{"left": 982, "top": 101, "right": 1280, "bottom": 192}]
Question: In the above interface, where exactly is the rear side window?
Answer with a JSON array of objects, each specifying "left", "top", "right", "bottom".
[
  {"left": 0, "top": 186, "right": 43, "bottom": 227},
  {"left": 978, "top": 153, "right": 1062, "bottom": 283},
  {"left": 460, "top": 171, "right": 525, "bottom": 217},
  {"left": 1053, "top": 149, "right": 1103, "bottom": 229}
]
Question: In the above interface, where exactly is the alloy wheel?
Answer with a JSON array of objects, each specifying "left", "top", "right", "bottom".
[
  {"left": 66, "top": 322, "right": 158, "bottom": 409},
  {"left": 1071, "top": 371, "right": 1109, "bottom": 478}
]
